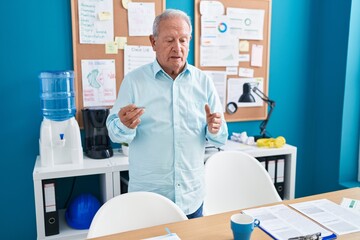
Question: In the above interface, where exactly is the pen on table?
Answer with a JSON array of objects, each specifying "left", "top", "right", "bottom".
[{"left": 165, "top": 227, "right": 173, "bottom": 236}]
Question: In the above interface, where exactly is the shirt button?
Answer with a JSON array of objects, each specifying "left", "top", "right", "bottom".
[{"left": 177, "top": 184, "right": 181, "bottom": 187}]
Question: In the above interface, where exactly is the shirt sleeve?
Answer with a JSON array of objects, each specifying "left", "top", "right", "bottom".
[{"left": 106, "top": 77, "right": 137, "bottom": 144}]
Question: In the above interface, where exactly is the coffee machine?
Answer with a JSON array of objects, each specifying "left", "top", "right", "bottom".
[{"left": 82, "top": 108, "right": 113, "bottom": 159}]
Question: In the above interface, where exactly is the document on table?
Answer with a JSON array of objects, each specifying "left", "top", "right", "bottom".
[
  {"left": 290, "top": 199, "right": 360, "bottom": 235},
  {"left": 243, "top": 204, "right": 336, "bottom": 240}
]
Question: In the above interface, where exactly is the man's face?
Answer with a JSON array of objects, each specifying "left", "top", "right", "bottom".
[{"left": 150, "top": 17, "right": 191, "bottom": 78}]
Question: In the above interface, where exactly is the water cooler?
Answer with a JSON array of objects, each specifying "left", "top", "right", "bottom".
[
  {"left": 82, "top": 108, "right": 113, "bottom": 159},
  {"left": 39, "top": 71, "right": 83, "bottom": 167}
]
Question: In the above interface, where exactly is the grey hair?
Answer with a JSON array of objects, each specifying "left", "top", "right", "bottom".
[{"left": 152, "top": 9, "right": 192, "bottom": 37}]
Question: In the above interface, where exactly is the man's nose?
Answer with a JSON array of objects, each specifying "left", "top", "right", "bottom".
[{"left": 171, "top": 41, "right": 181, "bottom": 52}]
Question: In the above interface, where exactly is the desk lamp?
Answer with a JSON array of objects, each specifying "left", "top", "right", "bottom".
[{"left": 239, "top": 82, "right": 276, "bottom": 141}]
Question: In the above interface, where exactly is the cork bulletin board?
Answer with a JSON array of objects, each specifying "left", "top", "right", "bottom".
[
  {"left": 71, "top": 0, "right": 165, "bottom": 127},
  {"left": 194, "top": 0, "right": 271, "bottom": 122}
]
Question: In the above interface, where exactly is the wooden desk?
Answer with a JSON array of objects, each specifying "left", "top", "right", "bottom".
[{"left": 90, "top": 188, "right": 360, "bottom": 240}]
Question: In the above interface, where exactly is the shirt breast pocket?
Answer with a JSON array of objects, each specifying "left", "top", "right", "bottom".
[{"left": 186, "top": 101, "right": 205, "bottom": 133}]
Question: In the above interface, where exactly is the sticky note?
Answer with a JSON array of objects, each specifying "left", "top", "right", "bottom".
[
  {"left": 98, "top": 12, "right": 112, "bottom": 21},
  {"left": 239, "top": 40, "right": 249, "bottom": 52},
  {"left": 115, "top": 36, "right": 127, "bottom": 49},
  {"left": 105, "top": 42, "right": 118, "bottom": 54}
]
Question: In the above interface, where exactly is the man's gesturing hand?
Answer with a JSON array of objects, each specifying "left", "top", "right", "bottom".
[
  {"left": 118, "top": 104, "right": 145, "bottom": 129},
  {"left": 205, "top": 104, "right": 222, "bottom": 134}
]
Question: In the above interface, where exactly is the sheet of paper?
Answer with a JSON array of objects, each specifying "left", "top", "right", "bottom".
[
  {"left": 227, "top": 8, "right": 265, "bottom": 40},
  {"left": 226, "top": 67, "right": 238, "bottom": 75},
  {"left": 227, "top": 78, "right": 263, "bottom": 107},
  {"left": 124, "top": 45, "right": 155, "bottom": 76},
  {"left": 290, "top": 199, "right": 360, "bottom": 235},
  {"left": 243, "top": 204, "right": 335, "bottom": 240},
  {"left": 238, "top": 54, "right": 250, "bottom": 62},
  {"left": 200, "top": 44, "right": 238, "bottom": 67},
  {"left": 203, "top": 71, "right": 227, "bottom": 112},
  {"left": 239, "top": 67, "right": 254, "bottom": 78},
  {"left": 199, "top": 0, "right": 224, "bottom": 16},
  {"left": 81, "top": 59, "right": 116, "bottom": 107},
  {"left": 201, "top": 16, "right": 232, "bottom": 46},
  {"left": 127, "top": 2, "right": 155, "bottom": 36},
  {"left": 251, "top": 44, "right": 263, "bottom": 67},
  {"left": 78, "top": 0, "right": 114, "bottom": 44}
]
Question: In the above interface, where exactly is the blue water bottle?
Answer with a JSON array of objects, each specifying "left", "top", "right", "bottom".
[{"left": 39, "top": 71, "right": 76, "bottom": 121}]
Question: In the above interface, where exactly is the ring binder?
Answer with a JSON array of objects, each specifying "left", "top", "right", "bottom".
[{"left": 42, "top": 179, "right": 59, "bottom": 236}]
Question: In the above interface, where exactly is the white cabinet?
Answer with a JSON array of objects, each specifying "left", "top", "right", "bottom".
[
  {"left": 33, "top": 156, "right": 114, "bottom": 240},
  {"left": 33, "top": 142, "right": 296, "bottom": 239}
]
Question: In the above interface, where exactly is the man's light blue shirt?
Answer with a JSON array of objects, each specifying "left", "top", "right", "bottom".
[{"left": 106, "top": 60, "right": 228, "bottom": 215}]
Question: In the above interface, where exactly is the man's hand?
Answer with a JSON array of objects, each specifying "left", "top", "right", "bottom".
[
  {"left": 118, "top": 104, "right": 145, "bottom": 129},
  {"left": 205, "top": 104, "right": 222, "bottom": 134}
]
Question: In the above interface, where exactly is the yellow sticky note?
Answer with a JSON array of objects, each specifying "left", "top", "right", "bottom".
[
  {"left": 239, "top": 40, "right": 249, "bottom": 52},
  {"left": 105, "top": 42, "right": 118, "bottom": 54},
  {"left": 115, "top": 36, "right": 127, "bottom": 49},
  {"left": 98, "top": 12, "right": 112, "bottom": 21}
]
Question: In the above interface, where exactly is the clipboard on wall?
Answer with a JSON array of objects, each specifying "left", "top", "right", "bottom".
[{"left": 194, "top": 0, "right": 272, "bottom": 122}]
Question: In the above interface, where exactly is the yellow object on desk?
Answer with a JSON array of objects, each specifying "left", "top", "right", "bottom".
[{"left": 257, "top": 136, "right": 286, "bottom": 148}]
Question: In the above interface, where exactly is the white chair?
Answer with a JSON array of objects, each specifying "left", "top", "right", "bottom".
[
  {"left": 203, "top": 151, "right": 282, "bottom": 215},
  {"left": 87, "top": 191, "right": 187, "bottom": 239}
]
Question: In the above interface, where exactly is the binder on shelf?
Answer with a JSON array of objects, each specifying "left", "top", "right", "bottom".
[
  {"left": 256, "top": 155, "right": 286, "bottom": 199},
  {"left": 42, "top": 179, "right": 59, "bottom": 236},
  {"left": 267, "top": 159, "right": 276, "bottom": 184},
  {"left": 275, "top": 158, "right": 285, "bottom": 199}
]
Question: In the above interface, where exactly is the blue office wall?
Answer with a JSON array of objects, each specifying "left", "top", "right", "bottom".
[
  {"left": 0, "top": 0, "right": 358, "bottom": 239},
  {"left": 340, "top": 0, "right": 360, "bottom": 185},
  {"left": 310, "top": 0, "right": 352, "bottom": 193}
]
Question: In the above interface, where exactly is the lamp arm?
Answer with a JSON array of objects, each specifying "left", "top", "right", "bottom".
[
  {"left": 251, "top": 86, "right": 276, "bottom": 138},
  {"left": 259, "top": 101, "right": 275, "bottom": 136}
]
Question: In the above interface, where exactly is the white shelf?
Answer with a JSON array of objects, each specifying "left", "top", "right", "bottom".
[{"left": 33, "top": 157, "right": 114, "bottom": 240}]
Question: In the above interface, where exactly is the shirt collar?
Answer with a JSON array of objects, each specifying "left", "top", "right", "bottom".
[{"left": 152, "top": 60, "right": 190, "bottom": 79}]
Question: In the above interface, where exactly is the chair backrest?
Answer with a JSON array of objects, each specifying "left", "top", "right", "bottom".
[
  {"left": 203, "top": 151, "right": 282, "bottom": 215},
  {"left": 87, "top": 191, "right": 187, "bottom": 239}
]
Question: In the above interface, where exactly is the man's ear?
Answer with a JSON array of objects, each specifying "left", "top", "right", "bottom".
[{"left": 149, "top": 35, "right": 156, "bottom": 50}]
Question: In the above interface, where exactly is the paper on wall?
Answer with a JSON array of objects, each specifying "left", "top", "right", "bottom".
[
  {"left": 128, "top": 2, "right": 155, "bottom": 36},
  {"left": 124, "top": 45, "right": 155, "bottom": 76},
  {"left": 78, "top": 0, "right": 114, "bottom": 44},
  {"left": 251, "top": 44, "right": 263, "bottom": 67},
  {"left": 227, "top": 78, "right": 264, "bottom": 107},
  {"left": 81, "top": 59, "right": 116, "bottom": 107},
  {"left": 200, "top": 0, "right": 224, "bottom": 16},
  {"left": 227, "top": 7, "right": 265, "bottom": 40}
]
